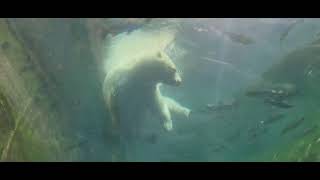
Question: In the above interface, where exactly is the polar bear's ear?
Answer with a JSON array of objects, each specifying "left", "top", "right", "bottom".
[{"left": 157, "top": 52, "right": 162, "bottom": 58}]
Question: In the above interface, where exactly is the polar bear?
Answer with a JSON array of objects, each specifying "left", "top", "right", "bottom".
[
  {"left": 101, "top": 30, "right": 190, "bottom": 161},
  {"left": 103, "top": 51, "right": 190, "bottom": 137}
]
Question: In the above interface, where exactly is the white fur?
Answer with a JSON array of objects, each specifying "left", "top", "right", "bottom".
[{"left": 102, "top": 30, "right": 189, "bottom": 135}]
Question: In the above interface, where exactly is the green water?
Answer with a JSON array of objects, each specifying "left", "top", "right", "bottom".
[{"left": 0, "top": 18, "right": 320, "bottom": 162}]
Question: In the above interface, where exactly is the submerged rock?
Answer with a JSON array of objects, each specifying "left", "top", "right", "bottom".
[
  {"left": 246, "top": 82, "right": 298, "bottom": 100},
  {"left": 263, "top": 45, "right": 320, "bottom": 87}
]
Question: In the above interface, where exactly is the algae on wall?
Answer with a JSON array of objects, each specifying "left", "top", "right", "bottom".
[
  {"left": 0, "top": 18, "right": 68, "bottom": 161},
  {"left": 4, "top": 18, "right": 112, "bottom": 161},
  {"left": 251, "top": 43, "right": 320, "bottom": 162}
]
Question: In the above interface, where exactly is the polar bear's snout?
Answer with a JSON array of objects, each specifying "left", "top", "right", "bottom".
[{"left": 173, "top": 72, "right": 182, "bottom": 86}]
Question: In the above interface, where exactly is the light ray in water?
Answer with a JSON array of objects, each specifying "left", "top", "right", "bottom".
[
  {"left": 211, "top": 20, "right": 229, "bottom": 104},
  {"left": 200, "top": 57, "right": 260, "bottom": 81},
  {"left": 201, "top": 57, "right": 233, "bottom": 66}
]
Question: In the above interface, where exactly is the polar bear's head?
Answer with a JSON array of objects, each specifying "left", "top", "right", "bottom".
[{"left": 143, "top": 51, "right": 182, "bottom": 86}]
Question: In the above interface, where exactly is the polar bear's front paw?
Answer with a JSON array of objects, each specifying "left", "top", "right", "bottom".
[
  {"left": 185, "top": 109, "right": 191, "bottom": 119},
  {"left": 164, "top": 121, "right": 173, "bottom": 131}
]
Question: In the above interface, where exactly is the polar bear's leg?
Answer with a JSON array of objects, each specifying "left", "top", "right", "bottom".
[
  {"left": 106, "top": 92, "right": 128, "bottom": 162},
  {"left": 163, "top": 96, "right": 191, "bottom": 119},
  {"left": 160, "top": 103, "right": 173, "bottom": 131}
]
